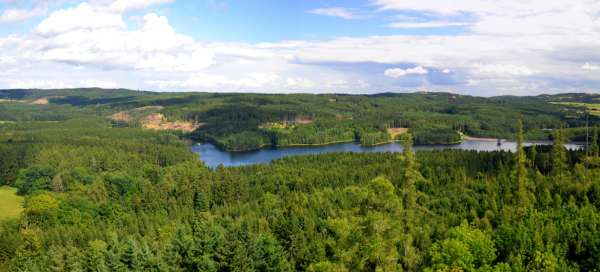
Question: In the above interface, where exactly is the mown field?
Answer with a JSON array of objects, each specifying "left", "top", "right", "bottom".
[{"left": 0, "top": 187, "right": 23, "bottom": 221}]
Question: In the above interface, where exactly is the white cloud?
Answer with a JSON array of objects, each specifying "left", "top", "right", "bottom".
[
  {"left": 474, "top": 64, "right": 535, "bottom": 76},
  {"left": 286, "top": 77, "right": 316, "bottom": 88},
  {"left": 388, "top": 21, "right": 469, "bottom": 29},
  {"left": 0, "top": 0, "right": 599, "bottom": 95},
  {"left": 36, "top": 3, "right": 125, "bottom": 35},
  {"left": 31, "top": 10, "right": 212, "bottom": 72},
  {"left": 0, "top": 56, "right": 16, "bottom": 66},
  {"left": 374, "top": 0, "right": 600, "bottom": 37},
  {"left": 0, "top": 7, "right": 45, "bottom": 23},
  {"left": 384, "top": 66, "right": 428, "bottom": 78},
  {"left": 149, "top": 73, "right": 280, "bottom": 89},
  {"left": 309, "top": 7, "right": 357, "bottom": 20},
  {"left": 371, "top": 0, "right": 590, "bottom": 16},
  {"left": 79, "top": 79, "right": 117, "bottom": 88},
  {"left": 7, "top": 79, "right": 70, "bottom": 89},
  {"left": 107, "top": 0, "right": 174, "bottom": 13},
  {"left": 582, "top": 62, "right": 600, "bottom": 71}
]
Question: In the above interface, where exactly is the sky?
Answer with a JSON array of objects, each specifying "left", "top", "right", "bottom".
[{"left": 0, "top": 0, "right": 600, "bottom": 96}]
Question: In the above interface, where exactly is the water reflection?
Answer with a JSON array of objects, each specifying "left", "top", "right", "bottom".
[{"left": 191, "top": 140, "right": 583, "bottom": 168}]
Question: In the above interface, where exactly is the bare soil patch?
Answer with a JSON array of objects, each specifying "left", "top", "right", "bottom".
[
  {"left": 110, "top": 112, "right": 131, "bottom": 122},
  {"left": 388, "top": 128, "right": 408, "bottom": 139},
  {"left": 141, "top": 113, "right": 200, "bottom": 132},
  {"left": 30, "top": 98, "right": 49, "bottom": 105}
]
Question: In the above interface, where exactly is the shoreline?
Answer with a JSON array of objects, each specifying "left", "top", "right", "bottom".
[{"left": 463, "top": 135, "right": 502, "bottom": 142}]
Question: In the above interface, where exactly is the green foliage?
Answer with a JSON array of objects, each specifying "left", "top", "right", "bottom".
[
  {"left": 15, "top": 165, "right": 56, "bottom": 195},
  {"left": 429, "top": 222, "right": 496, "bottom": 271},
  {"left": 2, "top": 89, "right": 600, "bottom": 271}
]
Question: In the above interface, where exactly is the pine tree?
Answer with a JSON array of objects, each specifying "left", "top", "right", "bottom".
[
  {"left": 47, "top": 246, "right": 65, "bottom": 272},
  {"left": 514, "top": 120, "right": 530, "bottom": 207},
  {"left": 401, "top": 133, "right": 422, "bottom": 209},
  {"left": 528, "top": 145, "right": 537, "bottom": 169},
  {"left": 87, "top": 240, "right": 109, "bottom": 272},
  {"left": 551, "top": 129, "right": 568, "bottom": 180},
  {"left": 592, "top": 126, "right": 599, "bottom": 157}
]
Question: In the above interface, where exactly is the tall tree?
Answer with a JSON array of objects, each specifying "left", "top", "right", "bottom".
[
  {"left": 401, "top": 133, "right": 423, "bottom": 209},
  {"left": 515, "top": 119, "right": 530, "bottom": 207},
  {"left": 551, "top": 129, "right": 568, "bottom": 180},
  {"left": 528, "top": 145, "right": 537, "bottom": 169},
  {"left": 592, "top": 126, "right": 599, "bottom": 158}
]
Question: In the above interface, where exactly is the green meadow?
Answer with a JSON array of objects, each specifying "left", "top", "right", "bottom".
[{"left": 0, "top": 187, "right": 23, "bottom": 221}]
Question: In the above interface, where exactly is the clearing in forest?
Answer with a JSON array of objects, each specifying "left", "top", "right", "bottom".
[
  {"left": 141, "top": 113, "right": 200, "bottom": 132},
  {"left": 553, "top": 102, "right": 600, "bottom": 117},
  {"left": 30, "top": 98, "right": 49, "bottom": 105},
  {"left": 0, "top": 186, "right": 24, "bottom": 221},
  {"left": 387, "top": 127, "right": 408, "bottom": 139}
]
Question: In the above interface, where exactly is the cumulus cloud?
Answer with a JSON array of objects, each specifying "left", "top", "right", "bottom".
[
  {"left": 0, "top": 7, "right": 46, "bottom": 23},
  {"left": 474, "top": 64, "right": 535, "bottom": 76},
  {"left": 31, "top": 9, "right": 212, "bottom": 72},
  {"left": 0, "top": 0, "right": 599, "bottom": 94},
  {"left": 149, "top": 73, "right": 280, "bottom": 89},
  {"left": 372, "top": 0, "right": 589, "bottom": 16},
  {"left": 387, "top": 21, "right": 469, "bottom": 29},
  {"left": 309, "top": 7, "right": 358, "bottom": 19},
  {"left": 79, "top": 79, "right": 117, "bottom": 88},
  {"left": 582, "top": 62, "right": 600, "bottom": 71},
  {"left": 384, "top": 66, "right": 428, "bottom": 78},
  {"left": 107, "top": 0, "right": 174, "bottom": 13},
  {"left": 36, "top": 3, "right": 125, "bottom": 35},
  {"left": 7, "top": 79, "right": 70, "bottom": 89}
]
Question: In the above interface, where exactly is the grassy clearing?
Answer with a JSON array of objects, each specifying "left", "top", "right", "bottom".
[
  {"left": 554, "top": 102, "right": 600, "bottom": 117},
  {"left": 387, "top": 127, "right": 408, "bottom": 139},
  {"left": 0, "top": 186, "right": 24, "bottom": 221}
]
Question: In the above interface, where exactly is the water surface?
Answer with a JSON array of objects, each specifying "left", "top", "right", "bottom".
[{"left": 191, "top": 140, "right": 583, "bottom": 168}]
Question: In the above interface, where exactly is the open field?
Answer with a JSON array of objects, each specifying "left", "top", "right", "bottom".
[
  {"left": 387, "top": 127, "right": 408, "bottom": 139},
  {"left": 0, "top": 186, "right": 23, "bottom": 221},
  {"left": 553, "top": 102, "right": 600, "bottom": 117}
]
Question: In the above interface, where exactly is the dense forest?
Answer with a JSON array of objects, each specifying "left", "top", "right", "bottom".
[
  {"left": 1, "top": 89, "right": 600, "bottom": 271},
  {"left": 1, "top": 89, "right": 598, "bottom": 151}
]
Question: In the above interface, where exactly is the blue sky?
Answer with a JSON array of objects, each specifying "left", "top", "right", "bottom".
[
  {"left": 162, "top": 0, "right": 468, "bottom": 42},
  {"left": 0, "top": 0, "right": 599, "bottom": 95}
]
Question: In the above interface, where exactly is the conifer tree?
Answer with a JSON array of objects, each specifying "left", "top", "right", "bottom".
[
  {"left": 515, "top": 119, "right": 530, "bottom": 207},
  {"left": 551, "top": 129, "right": 568, "bottom": 180},
  {"left": 401, "top": 133, "right": 423, "bottom": 209},
  {"left": 529, "top": 145, "right": 537, "bottom": 169},
  {"left": 592, "top": 126, "right": 599, "bottom": 158}
]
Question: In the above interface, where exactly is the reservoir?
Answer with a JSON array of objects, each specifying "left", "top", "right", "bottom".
[{"left": 192, "top": 139, "right": 584, "bottom": 168}]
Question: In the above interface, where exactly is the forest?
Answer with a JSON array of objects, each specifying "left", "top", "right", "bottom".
[
  {"left": 1, "top": 89, "right": 598, "bottom": 151},
  {"left": 1, "top": 89, "right": 600, "bottom": 271}
]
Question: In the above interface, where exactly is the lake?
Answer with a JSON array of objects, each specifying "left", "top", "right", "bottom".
[{"left": 191, "top": 139, "right": 584, "bottom": 168}]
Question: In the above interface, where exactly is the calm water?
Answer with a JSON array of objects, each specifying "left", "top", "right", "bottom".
[{"left": 191, "top": 140, "right": 584, "bottom": 168}]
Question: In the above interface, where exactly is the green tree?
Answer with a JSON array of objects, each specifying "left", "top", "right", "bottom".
[
  {"left": 401, "top": 133, "right": 423, "bottom": 209},
  {"left": 428, "top": 222, "right": 496, "bottom": 270},
  {"left": 252, "top": 234, "right": 292, "bottom": 272},
  {"left": 592, "top": 126, "right": 599, "bottom": 157},
  {"left": 87, "top": 240, "right": 109, "bottom": 272},
  {"left": 551, "top": 129, "right": 568, "bottom": 179},
  {"left": 15, "top": 165, "right": 57, "bottom": 195},
  {"left": 23, "top": 193, "right": 59, "bottom": 226},
  {"left": 514, "top": 119, "right": 531, "bottom": 207}
]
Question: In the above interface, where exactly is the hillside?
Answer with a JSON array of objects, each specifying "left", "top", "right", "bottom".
[{"left": 1, "top": 89, "right": 598, "bottom": 151}]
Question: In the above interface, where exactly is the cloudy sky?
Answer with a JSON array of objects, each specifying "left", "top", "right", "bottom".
[{"left": 0, "top": 0, "right": 600, "bottom": 96}]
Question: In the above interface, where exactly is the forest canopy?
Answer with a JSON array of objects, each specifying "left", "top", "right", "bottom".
[{"left": 1, "top": 89, "right": 600, "bottom": 271}]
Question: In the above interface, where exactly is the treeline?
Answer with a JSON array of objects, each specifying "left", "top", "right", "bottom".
[
  {"left": 5, "top": 89, "right": 597, "bottom": 151},
  {"left": 2, "top": 115, "right": 600, "bottom": 270}
]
